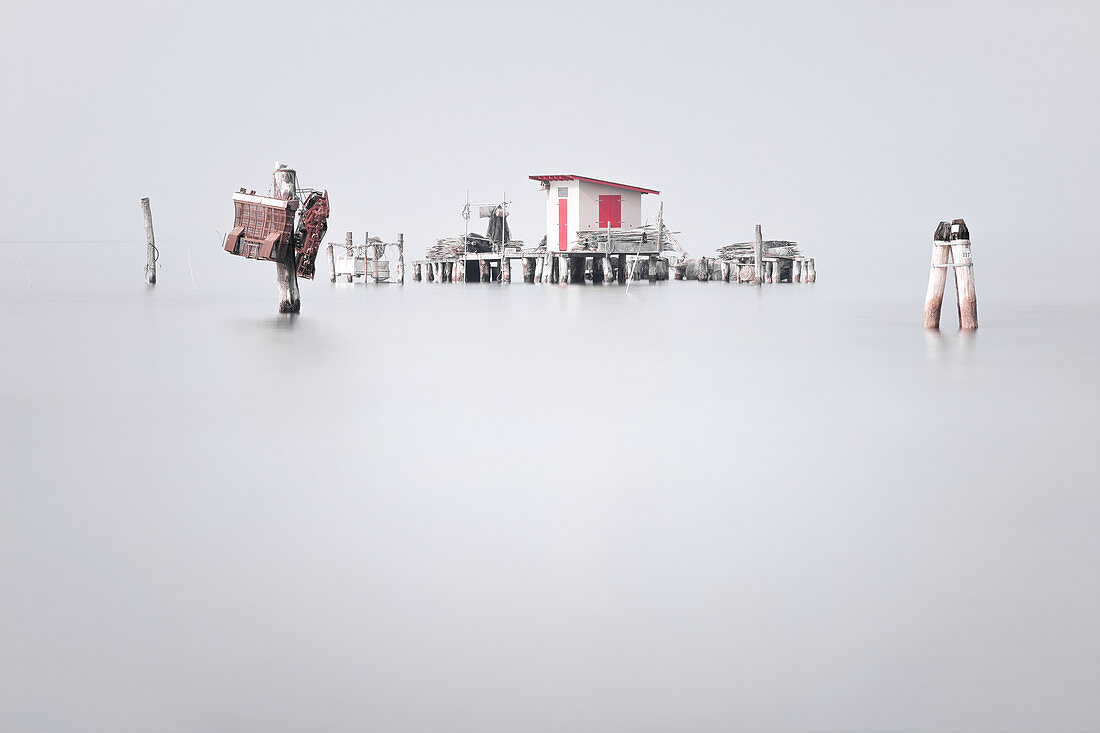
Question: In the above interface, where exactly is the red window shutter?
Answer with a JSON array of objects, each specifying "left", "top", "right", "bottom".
[{"left": 599, "top": 195, "right": 622, "bottom": 227}]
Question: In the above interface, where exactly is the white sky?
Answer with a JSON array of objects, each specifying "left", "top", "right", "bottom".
[{"left": 1, "top": 0, "right": 1097, "bottom": 297}]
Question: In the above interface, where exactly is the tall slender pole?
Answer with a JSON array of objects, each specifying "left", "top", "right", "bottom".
[
  {"left": 752, "top": 224, "right": 763, "bottom": 285},
  {"left": 397, "top": 233, "right": 405, "bottom": 284},
  {"left": 140, "top": 197, "right": 157, "bottom": 285}
]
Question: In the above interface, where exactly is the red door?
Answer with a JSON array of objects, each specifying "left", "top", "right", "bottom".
[{"left": 558, "top": 199, "right": 568, "bottom": 251}]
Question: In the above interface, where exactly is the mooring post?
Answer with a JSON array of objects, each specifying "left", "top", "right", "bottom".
[
  {"left": 397, "top": 233, "right": 405, "bottom": 284},
  {"left": 753, "top": 224, "right": 763, "bottom": 285},
  {"left": 140, "top": 197, "right": 157, "bottom": 285},
  {"left": 924, "top": 222, "right": 952, "bottom": 328},
  {"left": 276, "top": 255, "right": 300, "bottom": 313},
  {"left": 949, "top": 220, "right": 978, "bottom": 329}
]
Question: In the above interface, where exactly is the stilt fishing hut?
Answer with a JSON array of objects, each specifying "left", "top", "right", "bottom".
[
  {"left": 222, "top": 162, "right": 330, "bottom": 312},
  {"left": 529, "top": 174, "right": 677, "bottom": 284}
]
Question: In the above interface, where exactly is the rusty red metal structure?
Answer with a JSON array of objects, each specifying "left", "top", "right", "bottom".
[
  {"left": 224, "top": 189, "right": 299, "bottom": 262},
  {"left": 294, "top": 190, "right": 329, "bottom": 280},
  {"left": 222, "top": 165, "right": 332, "bottom": 311}
]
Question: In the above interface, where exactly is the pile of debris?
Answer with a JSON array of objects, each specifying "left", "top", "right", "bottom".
[
  {"left": 716, "top": 240, "right": 802, "bottom": 259},
  {"left": 573, "top": 225, "right": 683, "bottom": 253}
]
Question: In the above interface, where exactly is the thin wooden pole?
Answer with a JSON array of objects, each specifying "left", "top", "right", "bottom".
[
  {"left": 327, "top": 242, "right": 336, "bottom": 283},
  {"left": 397, "top": 233, "right": 405, "bottom": 284},
  {"left": 140, "top": 197, "right": 157, "bottom": 285},
  {"left": 752, "top": 224, "right": 763, "bottom": 285}
]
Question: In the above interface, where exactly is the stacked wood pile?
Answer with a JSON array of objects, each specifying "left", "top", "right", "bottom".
[
  {"left": 574, "top": 225, "right": 681, "bottom": 252},
  {"left": 426, "top": 232, "right": 524, "bottom": 259},
  {"left": 716, "top": 240, "right": 801, "bottom": 259}
]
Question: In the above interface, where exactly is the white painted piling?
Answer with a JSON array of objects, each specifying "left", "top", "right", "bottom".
[
  {"left": 140, "top": 197, "right": 157, "bottom": 285},
  {"left": 327, "top": 243, "right": 336, "bottom": 283},
  {"left": 951, "top": 240, "right": 977, "bottom": 329}
]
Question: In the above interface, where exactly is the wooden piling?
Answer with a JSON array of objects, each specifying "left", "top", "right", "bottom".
[
  {"left": 559, "top": 255, "right": 569, "bottom": 284},
  {"left": 502, "top": 256, "right": 512, "bottom": 283},
  {"left": 950, "top": 222, "right": 977, "bottom": 328},
  {"left": 479, "top": 260, "right": 489, "bottom": 282},
  {"left": 327, "top": 243, "right": 336, "bottom": 283},
  {"left": 924, "top": 222, "right": 951, "bottom": 328},
  {"left": 140, "top": 197, "right": 157, "bottom": 285},
  {"left": 535, "top": 255, "right": 545, "bottom": 283},
  {"left": 276, "top": 257, "right": 300, "bottom": 312},
  {"left": 792, "top": 259, "right": 802, "bottom": 284},
  {"left": 753, "top": 224, "right": 763, "bottom": 285},
  {"left": 805, "top": 258, "right": 816, "bottom": 283},
  {"left": 617, "top": 254, "right": 627, "bottom": 284}
]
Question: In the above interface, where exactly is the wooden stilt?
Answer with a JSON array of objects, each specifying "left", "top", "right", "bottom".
[
  {"left": 479, "top": 259, "right": 489, "bottom": 282},
  {"left": 617, "top": 254, "right": 627, "bottom": 284},
  {"left": 792, "top": 259, "right": 802, "bottom": 283},
  {"left": 327, "top": 243, "right": 336, "bottom": 283},
  {"left": 560, "top": 255, "right": 569, "bottom": 284},
  {"left": 535, "top": 255, "right": 545, "bottom": 283},
  {"left": 924, "top": 222, "right": 951, "bottom": 328},
  {"left": 805, "top": 258, "right": 816, "bottom": 283},
  {"left": 502, "top": 256, "right": 511, "bottom": 283}
]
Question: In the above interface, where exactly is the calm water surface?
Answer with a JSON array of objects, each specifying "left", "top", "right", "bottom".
[{"left": 2, "top": 244, "right": 1098, "bottom": 731}]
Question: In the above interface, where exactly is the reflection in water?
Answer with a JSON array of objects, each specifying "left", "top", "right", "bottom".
[{"left": 1, "top": 245, "right": 1097, "bottom": 732}]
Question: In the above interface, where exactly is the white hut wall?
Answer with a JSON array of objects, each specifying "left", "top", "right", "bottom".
[
  {"left": 577, "top": 182, "right": 643, "bottom": 234},
  {"left": 544, "top": 180, "right": 580, "bottom": 253}
]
